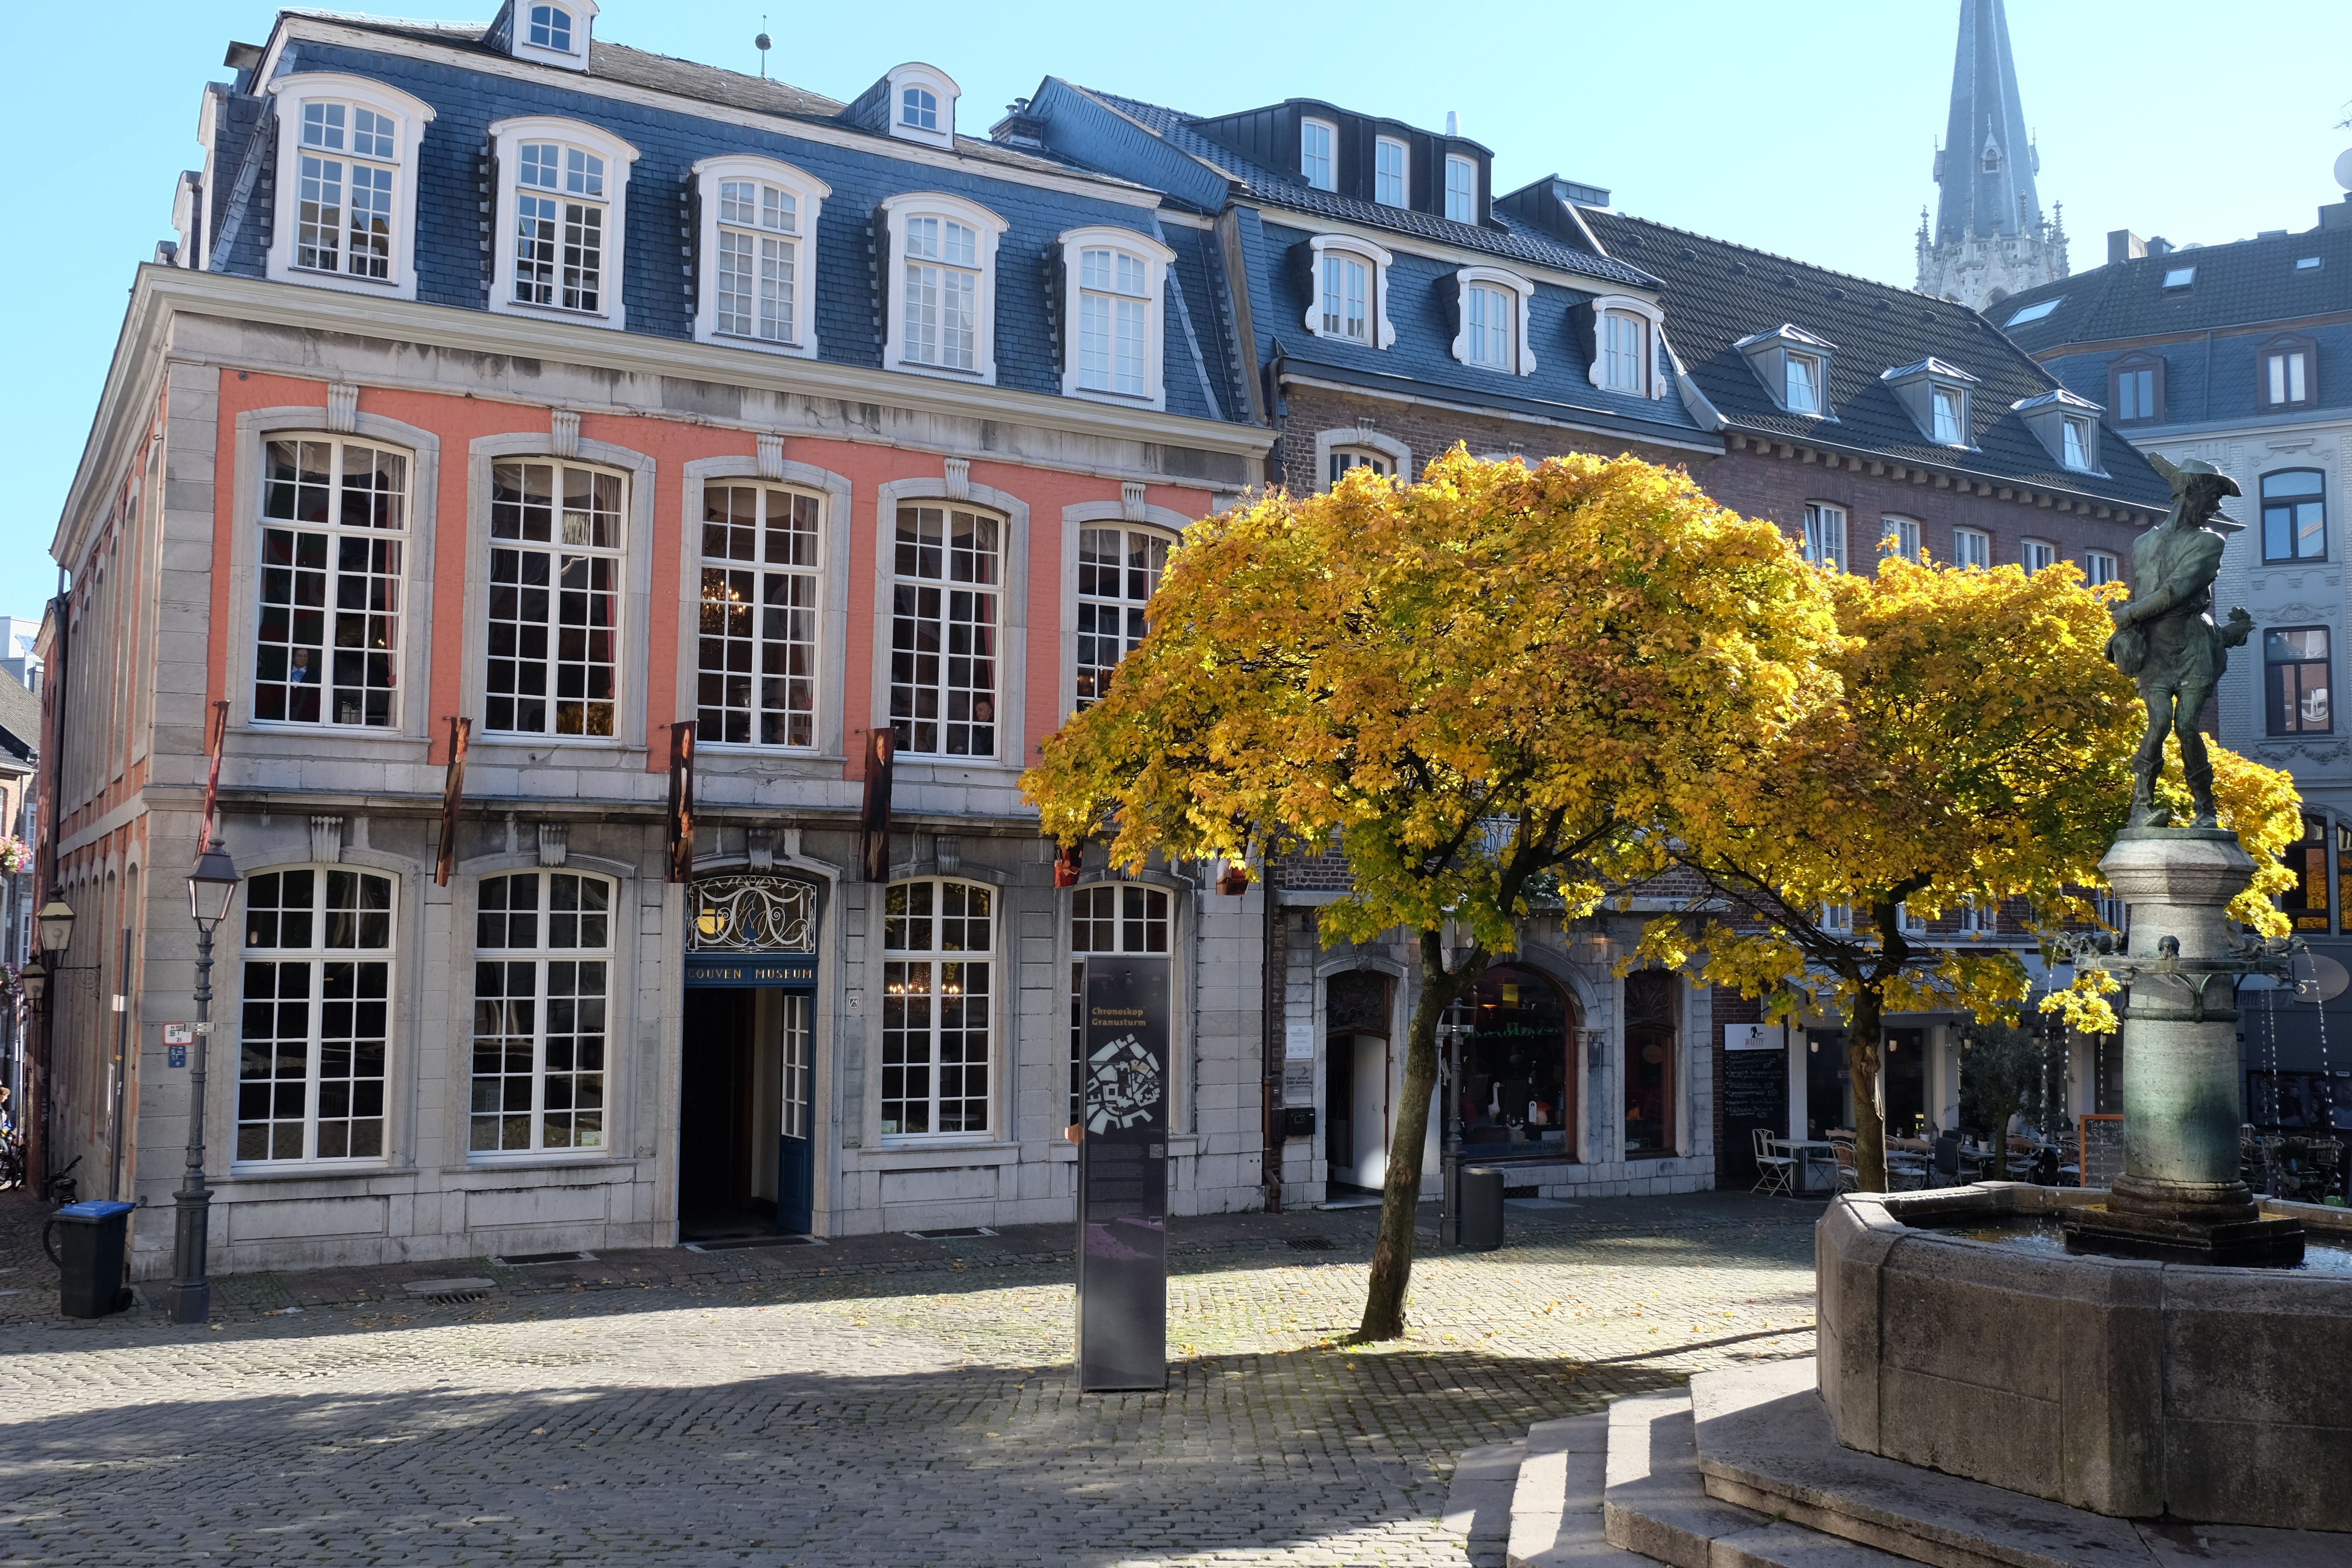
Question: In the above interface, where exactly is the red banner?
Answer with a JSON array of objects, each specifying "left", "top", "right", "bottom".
[
  {"left": 198, "top": 700, "right": 229, "bottom": 851},
  {"left": 435, "top": 716, "right": 471, "bottom": 887},
  {"left": 860, "top": 729, "right": 894, "bottom": 883},
  {"left": 667, "top": 724, "right": 696, "bottom": 882}
]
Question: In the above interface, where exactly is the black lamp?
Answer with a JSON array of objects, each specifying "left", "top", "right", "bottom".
[
  {"left": 35, "top": 897, "right": 74, "bottom": 956},
  {"left": 17, "top": 957, "right": 43, "bottom": 1006},
  {"left": 187, "top": 843, "right": 240, "bottom": 932}
]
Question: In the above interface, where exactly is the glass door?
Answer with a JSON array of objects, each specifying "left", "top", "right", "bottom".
[{"left": 777, "top": 992, "right": 814, "bottom": 1233}]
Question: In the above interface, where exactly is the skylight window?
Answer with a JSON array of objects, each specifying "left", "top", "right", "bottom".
[
  {"left": 2006, "top": 298, "right": 2060, "bottom": 326},
  {"left": 2163, "top": 266, "right": 2196, "bottom": 289},
  {"left": 2297, "top": 257, "right": 2324, "bottom": 270}
]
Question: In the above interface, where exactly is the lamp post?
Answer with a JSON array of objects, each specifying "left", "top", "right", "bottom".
[
  {"left": 168, "top": 842, "right": 240, "bottom": 1327},
  {"left": 23, "top": 897, "right": 80, "bottom": 1200}
]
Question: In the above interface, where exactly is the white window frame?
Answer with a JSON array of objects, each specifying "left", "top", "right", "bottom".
[
  {"left": 482, "top": 457, "right": 629, "bottom": 739},
  {"left": 1818, "top": 903, "right": 1854, "bottom": 934},
  {"left": 2021, "top": 538, "right": 2058, "bottom": 574},
  {"left": 1884, "top": 360, "right": 1979, "bottom": 448},
  {"left": 1931, "top": 386, "right": 1965, "bottom": 444},
  {"left": 263, "top": 74, "right": 435, "bottom": 301},
  {"left": 234, "top": 864, "right": 397, "bottom": 1168},
  {"left": 2085, "top": 550, "right": 2119, "bottom": 587},
  {"left": 889, "top": 500, "right": 1005, "bottom": 759},
  {"left": 1068, "top": 881, "right": 1172, "bottom": 1125},
  {"left": 1303, "top": 234, "right": 1396, "bottom": 350},
  {"left": 1452, "top": 266, "right": 1537, "bottom": 376},
  {"left": 1881, "top": 515, "right": 1921, "bottom": 564},
  {"left": 1952, "top": 526, "right": 1991, "bottom": 571},
  {"left": 690, "top": 154, "right": 829, "bottom": 359},
  {"left": 509, "top": 0, "right": 596, "bottom": 70},
  {"left": 251, "top": 434, "right": 411, "bottom": 731},
  {"left": 2268, "top": 348, "right": 2311, "bottom": 407},
  {"left": 469, "top": 870, "right": 617, "bottom": 1159},
  {"left": 881, "top": 192, "right": 1008, "bottom": 384},
  {"left": 694, "top": 478, "right": 825, "bottom": 750},
  {"left": 1585, "top": 294, "right": 1666, "bottom": 398},
  {"left": 1445, "top": 154, "right": 1477, "bottom": 222},
  {"left": 487, "top": 116, "right": 639, "bottom": 331},
  {"left": 881, "top": 877, "right": 997, "bottom": 1141},
  {"left": 1785, "top": 352, "right": 1824, "bottom": 415},
  {"left": 884, "top": 63, "right": 960, "bottom": 151},
  {"left": 2060, "top": 416, "right": 2093, "bottom": 471},
  {"left": 1802, "top": 503, "right": 1848, "bottom": 573},
  {"left": 1073, "top": 524, "right": 1173, "bottom": 710},
  {"left": 1311, "top": 428, "right": 1411, "bottom": 494},
  {"left": 1056, "top": 224, "right": 1175, "bottom": 410},
  {"left": 1374, "top": 136, "right": 1409, "bottom": 208},
  {"left": 1301, "top": 116, "right": 1337, "bottom": 191}
]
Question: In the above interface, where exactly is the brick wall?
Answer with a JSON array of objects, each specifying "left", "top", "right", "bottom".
[{"left": 1274, "top": 384, "right": 1707, "bottom": 496}]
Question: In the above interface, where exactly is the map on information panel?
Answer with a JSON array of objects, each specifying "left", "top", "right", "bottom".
[{"left": 1086, "top": 1033, "right": 1164, "bottom": 1133}]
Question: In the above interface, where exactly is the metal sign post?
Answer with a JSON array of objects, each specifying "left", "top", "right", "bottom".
[{"left": 1075, "top": 954, "right": 1170, "bottom": 1392}]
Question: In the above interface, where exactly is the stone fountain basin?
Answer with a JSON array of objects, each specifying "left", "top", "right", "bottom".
[{"left": 1818, "top": 1181, "right": 2352, "bottom": 1532}]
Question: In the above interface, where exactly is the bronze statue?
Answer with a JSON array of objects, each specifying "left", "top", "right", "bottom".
[{"left": 2107, "top": 455, "right": 2252, "bottom": 829}]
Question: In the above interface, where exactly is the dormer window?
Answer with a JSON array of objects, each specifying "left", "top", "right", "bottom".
[
  {"left": 1375, "top": 136, "right": 1408, "bottom": 207},
  {"left": 882, "top": 193, "right": 1008, "bottom": 382},
  {"left": 2111, "top": 351, "right": 2165, "bottom": 423},
  {"left": 263, "top": 74, "right": 435, "bottom": 300},
  {"left": 503, "top": 0, "right": 594, "bottom": 70},
  {"left": 879, "top": 64, "right": 958, "bottom": 150},
  {"left": 1445, "top": 155, "right": 1476, "bottom": 222},
  {"left": 1735, "top": 324, "right": 1837, "bottom": 417},
  {"left": 1058, "top": 225, "right": 1175, "bottom": 408},
  {"left": 691, "top": 155, "right": 829, "bottom": 358},
  {"left": 487, "top": 117, "right": 638, "bottom": 330},
  {"left": 1585, "top": 295, "right": 1666, "bottom": 398},
  {"left": 2009, "top": 386, "right": 2104, "bottom": 474},
  {"left": 1883, "top": 358, "right": 1979, "bottom": 448},
  {"left": 1453, "top": 268, "right": 1536, "bottom": 376},
  {"left": 1303, "top": 235, "right": 1395, "bottom": 350},
  {"left": 1301, "top": 118, "right": 1336, "bottom": 192}
]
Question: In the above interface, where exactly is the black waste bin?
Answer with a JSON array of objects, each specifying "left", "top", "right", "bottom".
[
  {"left": 46, "top": 1200, "right": 136, "bottom": 1318},
  {"left": 1458, "top": 1165, "right": 1505, "bottom": 1252}
]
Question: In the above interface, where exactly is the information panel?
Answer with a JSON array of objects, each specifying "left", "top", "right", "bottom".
[{"left": 1076, "top": 955, "right": 1171, "bottom": 1392}]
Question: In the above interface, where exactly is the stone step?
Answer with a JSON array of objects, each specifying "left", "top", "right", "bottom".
[
  {"left": 1443, "top": 1439, "right": 1523, "bottom": 1568},
  {"left": 1686, "top": 1358, "right": 2352, "bottom": 1568},
  {"left": 1501, "top": 1412, "right": 1648, "bottom": 1566},
  {"left": 1600, "top": 1390, "right": 1917, "bottom": 1568}
]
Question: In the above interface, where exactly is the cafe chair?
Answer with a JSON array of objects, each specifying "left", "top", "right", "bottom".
[{"left": 1751, "top": 1127, "right": 1795, "bottom": 1198}]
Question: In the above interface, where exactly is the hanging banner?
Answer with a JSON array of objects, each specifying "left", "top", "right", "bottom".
[
  {"left": 1076, "top": 954, "right": 1171, "bottom": 1392},
  {"left": 667, "top": 724, "right": 696, "bottom": 882},
  {"left": 198, "top": 699, "right": 229, "bottom": 850},
  {"left": 860, "top": 729, "right": 894, "bottom": 883},
  {"left": 435, "top": 716, "right": 470, "bottom": 887}
]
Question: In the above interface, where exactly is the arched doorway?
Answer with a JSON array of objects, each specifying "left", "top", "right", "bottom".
[
  {"left": 1324, "top": 970, "right": 1393, "bottom": 1196},
  {"left": 1457, "top": 964, "right": 1578, "bottom": 1159}
]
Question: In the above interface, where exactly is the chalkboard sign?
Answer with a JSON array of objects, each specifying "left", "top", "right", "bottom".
[
  {"left": 1721, "top": 1030, "right": 1788, "bottom": 1188},
  {"left": 2079, "top": 1114, "right": 2125, "bottom": 1190}
]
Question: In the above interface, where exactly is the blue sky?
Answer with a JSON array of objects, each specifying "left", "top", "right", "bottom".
[{"left": 0, "top": 0, "right": 2344, "bottom": 616}]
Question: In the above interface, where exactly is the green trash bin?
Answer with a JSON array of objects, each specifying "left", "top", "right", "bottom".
[
  {"left": 45, "top": 1200, "right": 136, "bottom": 1318},
  {"left": 1458, "top": 1166, "right": 1506, "bottom": 1252}
]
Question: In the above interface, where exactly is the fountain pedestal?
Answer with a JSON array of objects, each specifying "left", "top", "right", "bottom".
[{"left": 2062, "top": 827, "right": 2305, "bottom": 1267}]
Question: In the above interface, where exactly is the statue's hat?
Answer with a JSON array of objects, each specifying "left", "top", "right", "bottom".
[{"left": 2148, "top": 452, "right": 2242, "bottom": 498}]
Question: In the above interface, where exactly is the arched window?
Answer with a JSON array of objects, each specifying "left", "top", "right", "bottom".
[
  {"left": 487, "top": 117, "right": 638, "bottom": 330},
  {"left": 1068, "top": 882, "right": 1170, "bottom": 1123},
  {"left": 238, "top": 867, "right": 393, "bottom": 1163},
  {"left": 254, "top": 435, "right": 408, "bottom": 728},
  {"left": 263, "top": 74, "right": 435, "bottom": 299},
  {"left": 1058, "top": 225, "right": 1175, "bottom": 407},
  {"left": 1457, "top": 964, "right": 1576, "bottom": 1153},
  {"left": 471, "top": 871, "right": 613, "bottom": 1155},
  {"left": 691, "top": 155, "right": 829, "bottom": 356},
  {"left": 1456, "top": 268, "right": 1537, "bottom": 377},
  {"left": 528, "top": 4, "right": 573, "bottom": 50},
  {"left": 1075, "top": 525, "right": 1170, "bottom": 708},
  {"left": 1303, "top": 234, "right": 1395, "bottom": 350},
  {"left": 882, "top": 880, "right": 995, "bottom": 1138},
  {"left": 696, "top": 480, "right": 821, "bottom": 747},
  {"left": 902, "top": 86, "right": 939, "bottom": 131},
  {"left": 882, "top": 193, "right": 1008, "bottom": 381}
]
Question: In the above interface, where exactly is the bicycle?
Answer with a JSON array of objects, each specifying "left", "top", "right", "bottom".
[{"left": 41, "top": 1155, "right": 80, "bottom": 1208}]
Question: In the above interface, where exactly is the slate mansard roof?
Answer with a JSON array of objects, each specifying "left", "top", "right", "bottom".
[
  {"left": 1996, "top": 222, "right": 2352, "bottom": 431},
  {"left": 194, "top": 12, "right": 1250, "bottom": 426},
  {"left": 1018, "top": 81, "right": 1708, "bottom": 448},
  {"left": 1576, "top": 208, "right": 2173, "bottom": 510}
]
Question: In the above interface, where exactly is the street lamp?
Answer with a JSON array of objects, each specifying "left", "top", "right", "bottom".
[
  {"left": 35, "top": 897, "right": 76, "bottom": 957},
  {"left": 17, "top": 957, "right": 44, "bottom": 1006},
  {"left": 168, "top": 842, "right": 240, "bottom": 1327}
]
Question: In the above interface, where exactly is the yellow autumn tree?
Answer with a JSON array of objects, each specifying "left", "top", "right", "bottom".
[
  {"left": 1024, "top": 447, "right": 1833, "bottom": 1340},
  {"left": 1636, "top": 553, "right": 2300, "bottom": 1191}
]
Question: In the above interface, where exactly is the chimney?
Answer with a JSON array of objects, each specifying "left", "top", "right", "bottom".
[
  {"left": 2322, "top": 196, "right": 2352, "bottom": 232},
  {"left": 2107, "top": 230, "right": 2146, "bottom": 266},
  {"left": 2147, "top": 237, "right": 2173, "bottom": 258},
  {"left": 1444, "top": 110, "right": 1459, "bottom": 137}
]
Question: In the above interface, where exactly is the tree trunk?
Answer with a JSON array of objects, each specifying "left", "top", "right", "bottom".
[
  {"left": 1357, "top": 930, "right": 1479, "bottom": 1342},
  {"left": 1847, "top": 989, "right": 1889, "bottom": 1193}
]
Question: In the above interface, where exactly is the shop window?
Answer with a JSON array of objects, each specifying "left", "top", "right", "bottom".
[
  {"left": 1623, "top": 970, "right": 1677, "bottom": 1157},
  {"left": 238, "top": 867, "right": 393, "bottom": 1163},
  {"left": 1067, "top": 882, "right": 1170, "bottom": 1124},
  {"left": 1455, "top": 964, "right": 1575, "bottom": 1154},
  {"left": 470, "top": 870, "right": 612, "bottom": 1155},
  {"left": 882, "top": 879, "right": 993, "bottom": 1138},
  {"left": 2282, "top": 816, "right": 2332, "bottom": 933}
]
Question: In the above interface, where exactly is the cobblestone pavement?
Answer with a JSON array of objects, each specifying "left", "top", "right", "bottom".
[{"left": 0, "top": 1189, "right": 1822, "bottom": 1567}]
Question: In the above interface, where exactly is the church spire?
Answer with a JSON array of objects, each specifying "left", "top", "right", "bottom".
[
  {"left": 1916, "top": 0, "right": 2066, "bottom": 311},
  {"left": 1933, "top": 0, "right": 2042, "bottom": 243}
]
